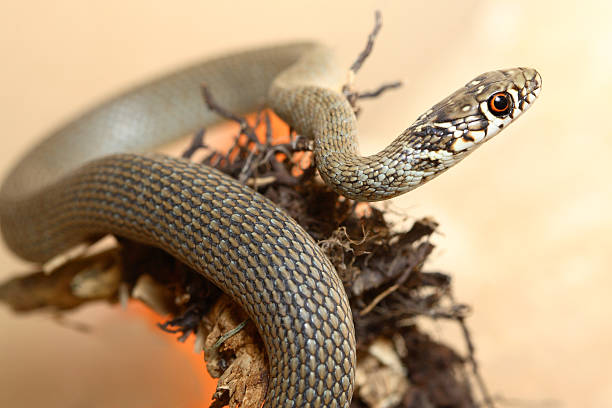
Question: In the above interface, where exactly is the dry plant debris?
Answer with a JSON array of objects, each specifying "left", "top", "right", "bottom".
[{"left": 0, "top": 11, "right": 496, "bottom": 408}]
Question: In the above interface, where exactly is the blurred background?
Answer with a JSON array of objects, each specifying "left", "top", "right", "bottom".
[{"left": 1, "top": 0, "right": 610, "bottom": 407}]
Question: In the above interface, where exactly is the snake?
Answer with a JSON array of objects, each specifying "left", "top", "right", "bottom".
[{"left": 0, "top": 42, "right": 541, "bottom": 407}]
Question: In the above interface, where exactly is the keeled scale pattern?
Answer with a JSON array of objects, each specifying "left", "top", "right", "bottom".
[
  {"left": 0, "top": 41, "right": 541, "bottom": 407},
  {"left": 269, "top": 67, "right": 541, "bottom": 201},
  {"left": 2, "top": 153, "right": 356, "bottom": 407}
]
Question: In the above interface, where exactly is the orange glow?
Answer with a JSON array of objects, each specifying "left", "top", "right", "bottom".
[
  {"left": 126, "top": 301, "right": 215, "bottom": 407},
  {"left": 248, "top": 109, "right": 291, "bottom": 144},
  {"left": 217, "top": 110, "right": 312, "bottom": 174}
]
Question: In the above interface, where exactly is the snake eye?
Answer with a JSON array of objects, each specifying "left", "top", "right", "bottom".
[{"left": 487, "top": 92, "right": 513, "bottom": 117}]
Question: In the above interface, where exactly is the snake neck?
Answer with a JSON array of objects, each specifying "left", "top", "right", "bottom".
[{"left": 269, "top": 85, "right": 463, "bottom": 201}]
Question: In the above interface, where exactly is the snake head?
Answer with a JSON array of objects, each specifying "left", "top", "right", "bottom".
[{"left": 413, "top": 67, "right": 542, "bottom": 153}]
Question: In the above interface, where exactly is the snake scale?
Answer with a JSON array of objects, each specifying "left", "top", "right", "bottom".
[{"left": 0, "top": 42, "right": 541, "bottom": 407}]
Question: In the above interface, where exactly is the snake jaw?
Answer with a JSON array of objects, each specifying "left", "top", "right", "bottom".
[
  {"left": 0, "top": 38, "right": 545, "bottom": 407},
  {"left": 449, "top": 67, "right": 541, "bottom": 153},
  {"left": 413, "top": 67, "right": 541, "bottom": 155}
]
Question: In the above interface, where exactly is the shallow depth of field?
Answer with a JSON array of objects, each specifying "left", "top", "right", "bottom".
[{"left": 0, "top": 1, "right": 611, "bottom": 407}]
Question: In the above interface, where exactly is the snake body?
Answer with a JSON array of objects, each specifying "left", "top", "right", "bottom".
[{"left": 0, "top": 42, "right": 541, "bottom": 407}]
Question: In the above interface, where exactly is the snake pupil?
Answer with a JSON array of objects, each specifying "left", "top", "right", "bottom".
[{"left": 488, "top": 92, "right": 513, "bottom": 117}]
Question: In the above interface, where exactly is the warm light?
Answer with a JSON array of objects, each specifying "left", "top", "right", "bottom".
[{"left": 126, "top": 301, "right": 215, "bottom": 407}]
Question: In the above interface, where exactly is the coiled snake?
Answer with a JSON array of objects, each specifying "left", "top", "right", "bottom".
[{"left": 0, "top": 43, "right": 541, "bottom": 407}]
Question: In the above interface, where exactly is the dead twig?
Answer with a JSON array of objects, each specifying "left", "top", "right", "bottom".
[
  {"left": 343, "top": 10, "right": 402, "bottom": 114},
  {"left": 0, "top": 11, "right": 496, "bottom": 408},
  {"left": 182, "top": 128, "right": 207, "bottom": 158},
  {"left": 358, "top": 81, "right": 403, "bottom": 99},
  {"left": 458, "top": 315, "right": 496, "bottom": 408},
  {"left": 349, "top": 10, "right": 382, "bottom": 74},
  {"left": 201, "top": 83, "right": 247, "bottom": 128}
]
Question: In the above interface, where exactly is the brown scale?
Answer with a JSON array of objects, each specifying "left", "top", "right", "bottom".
[{"left": 0, "top": 42, "right": 540, "bottom": 407}]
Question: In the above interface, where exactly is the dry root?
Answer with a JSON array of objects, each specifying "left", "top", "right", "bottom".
[{"left": 0, "top": 11, "right": 493, "bottom": 408}]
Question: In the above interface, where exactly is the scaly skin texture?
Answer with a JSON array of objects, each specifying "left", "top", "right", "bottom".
[{"left": 0, "top": 42, "right": 540, "bottom": 407}]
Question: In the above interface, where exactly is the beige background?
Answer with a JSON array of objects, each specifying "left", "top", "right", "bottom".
[{"left": 1, "top": 1, "right": 611, "bottom": 407}]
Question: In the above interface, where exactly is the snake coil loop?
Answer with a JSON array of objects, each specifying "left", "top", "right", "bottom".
[{"left": 0, "top": 43, "right": 540, "bottom": 407}]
